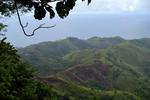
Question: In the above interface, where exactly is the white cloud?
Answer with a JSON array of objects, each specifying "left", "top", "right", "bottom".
[{"left": 73, "top": 0, "right": 150, "bottom": 13}]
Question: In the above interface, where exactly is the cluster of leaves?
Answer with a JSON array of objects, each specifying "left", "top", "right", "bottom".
[
  {"left": 55, "top": 0, "right": 76, "bottom": 19},
  {"left": 0, "top": 0, "right": 15, "bottom": 16},
  {"left": 0, "top": 23, "right": 7, "bottom": 31},
  {"left": 0, "top": 0, "right": 92, "bottom": 20}
]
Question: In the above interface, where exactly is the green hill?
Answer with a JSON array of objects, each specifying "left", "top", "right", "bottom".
[
  {"left": 18, "top": 37, "right": 150, "bottom": 99},
  {"left": 62, "top": 42, "right": 150, "bottom": 90},
  {"left": 18, "top": 37, "right": 125, "bottom": 75}
]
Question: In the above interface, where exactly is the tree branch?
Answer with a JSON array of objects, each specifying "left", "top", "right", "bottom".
[
  {"left": 33, "top": 24, "right": 56, "bottom": 36},
  {"left": 14, "top": 0, "right": 56, "bottom": 37}
]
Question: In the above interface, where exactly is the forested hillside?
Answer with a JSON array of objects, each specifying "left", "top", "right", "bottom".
[
  {"left": 18, "top": 37, "right": 150, "bottom": 99},
  {"left": 18, "top": 37, "right": 125, "bottom": 75}
]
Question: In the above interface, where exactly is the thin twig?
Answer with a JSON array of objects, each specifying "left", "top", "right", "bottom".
[
  {"left": 33, "top": 24, "right": 56, "bottom": 36},
  {"left": 23, "top": 22, "right": 28, "bottom": 28}
]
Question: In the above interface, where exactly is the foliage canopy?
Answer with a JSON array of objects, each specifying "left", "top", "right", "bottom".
[{"left": 0, "top": 0, "right": 91, "bottom": 20}]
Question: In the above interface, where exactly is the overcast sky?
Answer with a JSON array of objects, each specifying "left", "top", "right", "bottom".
[
  {"left": 74, "top": 0, "right": 150, "bottom": 13},
  {"left": 1, "top": 0, "right": 150, "bottom": 47}
]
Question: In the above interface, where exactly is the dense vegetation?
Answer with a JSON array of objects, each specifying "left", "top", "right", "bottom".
[
  {"left": 0, "top": 39, "right": 59, "bottom": 99},
  {"left": 18, "top": 37, "right": 150, "bottom": 100}
]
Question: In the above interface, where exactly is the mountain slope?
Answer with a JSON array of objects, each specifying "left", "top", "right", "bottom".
[
  {"left": 18, "top": 37, "right": 125, "bottom": 75},
  {"left": 18, "top": 37, "right": 150, "bottom": 99},
  {"left": 59, "top": 42, "right": 150, "bottom": 96},
  {"left": 18, "top": 37, "right": 94, "bottom": 75}
]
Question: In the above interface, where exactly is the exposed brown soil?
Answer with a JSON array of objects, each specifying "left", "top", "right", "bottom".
[
  {"left": 63, "top": 63, "right": 111, "bottom": 88},
  {"left": 35, "top": 76, "right": 66, "bottom": 85},
  {"left": 35, "top": 63, "right": 111, "bottom": 88}
]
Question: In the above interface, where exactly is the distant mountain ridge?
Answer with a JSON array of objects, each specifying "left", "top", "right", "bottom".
[
  {"left": 18, "top": 37, "right": 150, "bottom": 76},
  {"left": 18, "top": 36, "right": 126, "bottom": 75}
]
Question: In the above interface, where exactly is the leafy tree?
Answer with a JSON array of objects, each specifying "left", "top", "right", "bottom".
[
  {"left": 0, "top": 23, "right": 7, "bottom": 31},
  {"left": 0, "top": 38, "right": 35, "bottom": 99},
  {"left": 0, "top": 38, "right": 61, "bottom": 99},
  {"left": 0, "top": 23, "right": 7, "bottom": 36},
  {"left": 0, "top": 0, "right": 91, "bottom": 20}
]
